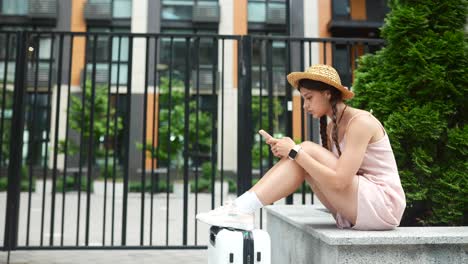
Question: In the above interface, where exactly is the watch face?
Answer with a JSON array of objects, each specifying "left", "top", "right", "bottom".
[{"left": 289, "top": 149, "right": 297, "bottom": 159}]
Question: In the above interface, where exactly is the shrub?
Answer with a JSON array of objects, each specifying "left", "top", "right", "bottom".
[
  {"left": 351, "top": 0, "right": 467, "bottom": 225},
  {"left": 128, "top": 180, "right": 173, "bottom": 193},
  {"left": 55, "top": 175, "right": 93, "bottom": 192},
  {"left": 0, "top": 166, "right": 36, "bottom": 192}
]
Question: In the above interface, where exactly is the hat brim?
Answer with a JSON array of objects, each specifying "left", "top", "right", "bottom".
[{"left": 287, "top": 72, "right": 355, "bottom": 100}]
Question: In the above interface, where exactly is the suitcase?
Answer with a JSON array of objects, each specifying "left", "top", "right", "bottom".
[{"left": 208, "top": 226, "right": 271, "bottom": 264}]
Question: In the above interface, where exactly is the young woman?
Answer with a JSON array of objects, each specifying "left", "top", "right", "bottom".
[{"left": 196, "top": 64, "right": 406, "bottom": 230}]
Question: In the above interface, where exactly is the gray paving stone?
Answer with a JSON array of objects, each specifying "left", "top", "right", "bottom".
[{"left": 0, "top": 250, "right": 208, "bottom": 264}]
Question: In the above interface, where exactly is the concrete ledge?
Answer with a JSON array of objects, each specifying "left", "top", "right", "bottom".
[{"left": 265, "top": 205, "right": 468, "bottom": 264}]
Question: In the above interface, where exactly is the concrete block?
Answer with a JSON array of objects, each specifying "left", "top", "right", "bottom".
[{"left": 265, "top": 205, "right": 468, "bottom": 264}]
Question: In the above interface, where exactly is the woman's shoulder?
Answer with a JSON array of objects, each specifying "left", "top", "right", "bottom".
[
  {"left": 346, "top": 109, "right": 385, "bottom": 142},
  {"left": 350, "top": 108, "right": 372, "bottom": 117}
]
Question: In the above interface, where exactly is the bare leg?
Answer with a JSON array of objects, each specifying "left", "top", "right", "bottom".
[
  {"left": 250, "top": 154, "right": 338, "bottom": 215},
  {"left": 249, "top": 141, "right": 358, "bottom": 224},
  {"left": 249, "top": 157, "right": 305, "bottom": 205},
  {"left": 304, "top": 176, "right": 337, "bottom": 216}
]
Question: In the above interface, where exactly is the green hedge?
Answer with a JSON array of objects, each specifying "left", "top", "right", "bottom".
[
  {"left": 0, "top": 177, "right": 36, "bottom": 192},
  {"left": 55, "top": 176, "right": 93, "bottom": 192},
  {"left": 351, "top": 0, "right": 467, "bottom": 225},
  {"left": 128, "top": 180, "right": 173, "bottom": 193},
  {"left": 0, "top": 166, "right": 36, "bottom": 192}
]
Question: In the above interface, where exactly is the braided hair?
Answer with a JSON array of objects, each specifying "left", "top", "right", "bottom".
[{"left": 298, "top": 79, "right": 344, "bottom": 156}]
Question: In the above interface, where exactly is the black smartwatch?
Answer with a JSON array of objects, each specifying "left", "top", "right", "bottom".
[{"left": 288, "top": 145, "right": 302, "bottom": 160}]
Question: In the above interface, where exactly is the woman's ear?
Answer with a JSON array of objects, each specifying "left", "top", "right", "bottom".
[{"left": 324, "top": 90, "right": 331, "bottom": 100}]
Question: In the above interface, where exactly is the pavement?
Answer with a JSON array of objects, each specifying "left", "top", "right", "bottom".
[
  {"left": 1, "top": 250, "right": 207, "bottom": 264},
  {"left": 0, "top": 180, "right": 319, "bottom": 264}
]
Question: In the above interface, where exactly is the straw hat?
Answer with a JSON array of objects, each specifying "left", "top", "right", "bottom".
[{"left": 287, "top": 64, "right": 354, "bottom": 100}]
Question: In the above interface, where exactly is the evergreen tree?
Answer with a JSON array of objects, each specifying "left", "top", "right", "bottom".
[{"left": 351, "top": 0, "right": 467, "bottom": 225}]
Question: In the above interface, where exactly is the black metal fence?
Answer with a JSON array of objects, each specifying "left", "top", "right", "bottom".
[{"left": 0, "top": 31, "right": 384, "bottom": 251}]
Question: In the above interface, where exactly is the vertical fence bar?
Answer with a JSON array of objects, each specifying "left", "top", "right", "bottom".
[
  {"left": 140, "top": 36, "right": 150, "bottom": 246},
  {"left": 50, "top": 33, "right": 64, "bottom": 246},
  {"left": 237, "top": 36, "right": 252, "bottom": 196},
  {"left": 61, "top": 34, "right": 74, "bottom": 246},
  {"left": 259, "top": 39, "right": 264, "bottom": 228},
  {"left": 300, "top": 40, "right": 306, "bottom": 204},
  {"left": 308, "top": 40, "right": 315, "bottom": 204},
  {"left": 150, "top": 36, "right": 159, "bottom": 246},
  {"left": 26, "top": 32, "right": 39, "bottom": 247},
  {"left": 182, "top": 37, "right": 191, "bottom": 246},
  {"left": 319, "top": 40, "right": 328, "bottom": 170},
  {"left": 122, "top": 35, "right": 134, "bottom": 246},
  {"left": 102, "top": 34, "right": 114, "bottom": 246},
  {"left": 266, "top": 39, "right": 274, "bottom": 168},
  {"left": 111, "top": 35, "right": 123, "bottom": 246},
  {"left": 220, "top": 38, "right": 225, "bottom": 205},
  {"left": 84, "top": 34, "right": 98, "bottom": 246},
  {"left": 331, "top": 41, "right": 336, "bottom": 68},
  {"left": 165, "top": 36, "right": 174, "bottom": 245},
  {"left": 4, "top": 30, "right": 27, "bottom": 252},
  {"left": 76, "top": 34, "right": 89, "bottom": 246},
  {"left": 323, "top": 41, "right": 327, "bottom": 65},
  {"left": 193, "top": 37, "right": 200, "bottom": 245},
  {"left": 43, "top": 32, "right": 55, "bottom": 246},
  {"left": 0, "top": 32, "right": 10, "bottom": 181},
  {"left": 210, "top": 37, "right": 218, "bottom": 210},
  {"left": 285, "top": 39, "right": 293, "bottom": 205},
  {"left": 346, "top": 41, "right": 352, "bottom": 87}
]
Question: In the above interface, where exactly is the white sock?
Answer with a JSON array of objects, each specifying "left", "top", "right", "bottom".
[{"left": 234, "top": 191, "right": 264, "bottom": 214}]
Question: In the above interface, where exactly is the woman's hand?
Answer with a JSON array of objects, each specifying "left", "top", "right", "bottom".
[
  {"left": 259, "top": 130, "right": 296, "bottom": 159},
  {"left": 272, "top": 137, "right": 296, "bottom": 158}
]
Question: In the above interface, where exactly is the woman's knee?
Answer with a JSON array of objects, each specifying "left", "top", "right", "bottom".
[
  {"left": 299, "top": 141, "right": 338, "bottom": 172},
  {"left": 299, "top": 141, "right": 321, "bottom": 156}
]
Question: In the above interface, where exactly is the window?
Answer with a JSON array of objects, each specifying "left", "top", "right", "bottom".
[
  {"left": 0, "top": 26, "right": 54, "bottom": 87},
  {"left": 162, "top": 2, "right": 192, "bottom": 20},
  {"left": 332, "top": 0, "right": 350, "bottom": 20},
  {"left": 250, "top": 32, "right": 286, "bottom": 94},
  {"left": 113, "top": 0, "right": 132, "bottom": 18},
  {"left": 86, "top": 27, "right": 130, "bottom": 85},
  {"left": 248, "top": 0, "right": 286, "bottom": 24},
  {"left": 24, "top": 93, "right": 50, "bottom": 166},
  {"left": 1, "top": 0, "right": 28, "bottom": 15},
  {"left": 333, "top": 45, "right": 352, "bottom": 87},
  {"left": 88, "top": 0, "right": 132, "bottom": 18},
  {"left": 366, "top": 0, "right": 389, "bottom": 22},
  {"left": 248, "top": 2, "right": 266, "bottom": 22},
  {"left": 159, "top": 28, "right": 217, "bottom": 84},
  {"left": 161, "top": 0, "right": 218, "bottom": 21}
]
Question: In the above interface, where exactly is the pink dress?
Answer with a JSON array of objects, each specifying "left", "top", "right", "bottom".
[{"left": 332, "top": 113, "right": 406, "bottom": 230}]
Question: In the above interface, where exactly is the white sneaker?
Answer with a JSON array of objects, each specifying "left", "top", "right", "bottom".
[{"left": 196, "top": 201, "right": 255, "bottom": 230}]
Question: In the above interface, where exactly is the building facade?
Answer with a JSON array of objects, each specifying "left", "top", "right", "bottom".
[{"left": 0, "top": 0, "right": 389, "bottom": 178}]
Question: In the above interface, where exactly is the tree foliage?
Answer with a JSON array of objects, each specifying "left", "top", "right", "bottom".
[
  {"left": 351, "top": 0, "right": 467, "bottom": 225},
  {"left": 59, "top": 81, "right": 123, "bottom": 164}
]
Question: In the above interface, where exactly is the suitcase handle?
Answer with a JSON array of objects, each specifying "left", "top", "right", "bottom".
[{"left": 209, "top": 226, "right": 221, "bottom": 246}]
